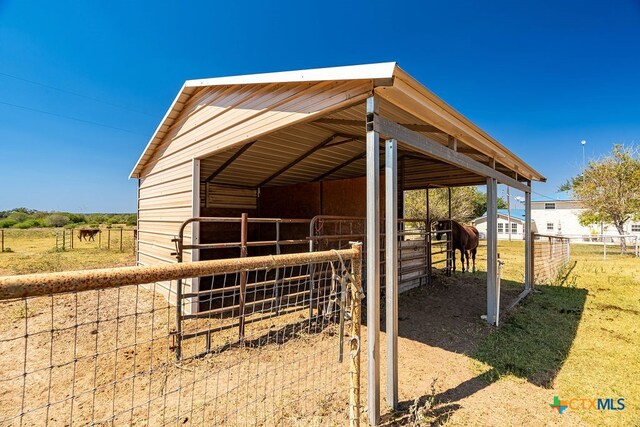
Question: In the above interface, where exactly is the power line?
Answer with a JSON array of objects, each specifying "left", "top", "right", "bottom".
[
  {"left": 0, "top": 71, "right": 155, "bottom": 118},
  {"left": 0, "top": 100, "right": 146, "bottom": 136}
]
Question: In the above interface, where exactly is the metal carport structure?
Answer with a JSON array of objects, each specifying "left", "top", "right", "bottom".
[{"left": 130, "top": 62, "right": 545, "bottom": 426}]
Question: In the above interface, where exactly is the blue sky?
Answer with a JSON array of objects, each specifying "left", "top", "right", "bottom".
[{"left": 1, "top": 0, "right": 639, "bottom": 212}]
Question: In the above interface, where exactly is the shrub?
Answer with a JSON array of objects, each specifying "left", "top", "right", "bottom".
[
  {"left": 125, "top": 214, "right": 137, "bottom": 226},
  {"left": 87, "top": 214, "right": 107, "bottom": 224},
  {"left": 0, "top": 219, "right": 17, "bottom": 228},
  {"left": 44, "top": 214, "right": 71, "bottom": 227},
  {"left": 7, "top": 212, "right": 28, "bottom": 223},
  {"left": 14, "top": 219, "right": 40, "bottom": 229},
  {"left": 68, "top": 213, "right": 86, "bottom": 223}
]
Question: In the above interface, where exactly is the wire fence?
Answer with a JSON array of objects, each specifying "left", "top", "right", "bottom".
[
  {"left": 0, "top": 247, "right": 363, "bottom": 426},
  {"left": 532, "top": 233, "right": 571, "bottom": 284},
  {"left": 552, "top": 234, "right": 640, "bottom": 259}
]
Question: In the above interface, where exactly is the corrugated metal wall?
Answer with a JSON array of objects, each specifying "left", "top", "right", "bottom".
[{"left": 136, "top": 80, "right": 373, "bottom": 302}]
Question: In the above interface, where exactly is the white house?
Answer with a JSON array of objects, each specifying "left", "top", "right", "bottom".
[
  {"left": 530, "top": 191, "right": 640, "bottom": 237},
  {"left": 474, "top": 209, "right": 536, "bottom": 240}
]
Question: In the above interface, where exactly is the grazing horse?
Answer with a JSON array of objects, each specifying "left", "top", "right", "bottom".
[
  {"left": 77, "top": 229, "right": 100, "bottom": 242},
  {"left": 435, "top": 220, "right": 480, "bottom": 273}
]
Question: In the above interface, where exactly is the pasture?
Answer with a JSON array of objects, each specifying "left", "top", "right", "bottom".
[
  {"left": 0, "top": 232, "right": 637, "bottom": 426},
  {"left": 0, "top": 227, "right": 136, "bottom": 275}
]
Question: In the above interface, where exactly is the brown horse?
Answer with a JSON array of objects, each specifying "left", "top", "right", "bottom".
[
  {"left": 435, "top": 220, "right": 480, "bottom": 273},
  {"left": 77, "top": 229, "right": 100, "bottom": 242}
]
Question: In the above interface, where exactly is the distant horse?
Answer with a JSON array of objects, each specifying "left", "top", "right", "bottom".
[
  {"left": 78, "top": 229, "right": 100, "bottom": 242},
  {"left": 435, "top": 220, "right": 480, "bottom": 273}
]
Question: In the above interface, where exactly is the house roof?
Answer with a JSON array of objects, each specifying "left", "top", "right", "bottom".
[
  {"left": 531, "top": 191, "right": 574, "bottom": 202},
  {"left": 477, "top": 209, "right": 527, "bottom": 222},
  {"left": 130, "top": 62, "right": 546, "bottom": 184}
]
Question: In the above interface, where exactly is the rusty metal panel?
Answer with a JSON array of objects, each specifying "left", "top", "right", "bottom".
[{"left": 0, "top": 249, "right": 358, "bottom": 300}]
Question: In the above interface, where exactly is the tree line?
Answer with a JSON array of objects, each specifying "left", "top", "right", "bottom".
[
  {"left": 0, "top": 208, "right": 137, "bottom": 229},
  {"left": 404, "top": 187, "right": 507, "bottom": 225}
]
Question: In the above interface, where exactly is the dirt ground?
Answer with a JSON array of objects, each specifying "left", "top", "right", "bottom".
[
  {"left": 0, "top": 283, "right": 353, "bottom": 427},
  {"left": 1, "top": 272, "right": 583, "bottom": 427},
  {"left": 372, "top": 274, "right": 586, "bottom": 426},
  {"left": 3, "top": 238, "right": 632, "bottom": 426}
]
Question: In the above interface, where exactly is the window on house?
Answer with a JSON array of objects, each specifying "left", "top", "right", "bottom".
[
  {"left": 632, "top": 224, "right": 640, "bottom": 232},
  {"left": 498, "top": 223, "right": 504, "bottom": 233},
  {"left": 547, "top": 223, "right": 554, "bottom": 231},
  {"left": 511, "top": 223, "right": 518, "bottom": 233},
  {"left": 545, "top": 203, "right": 556, "bottom": 209}
]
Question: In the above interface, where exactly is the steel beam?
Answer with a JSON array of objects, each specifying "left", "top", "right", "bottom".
[
  {"left": 258, "top": 134, "right": 337, "bottom": 187},
  {"left": 486, "top": 177, "right": 498, "bottom": 325},
  {"left": 385, "top": 138, "right": 398, "bottom": 410},
  {"left": 314, "top": 117, "right": 442, "bottom": 133},
  {"left": 312, "top": 151, "right": 365, "bottom": 182},
  {"left": 203, "top": 141, "right": 255, "bottom": 183},
  {"left": 366, "top": 96, "right": 381, "bottom": 426},
  {"left": 373, "top": 115, "right": 531, "bottom": 193},
  {"left": 524, "top": 187, "right": 532, "bottom": 290}
]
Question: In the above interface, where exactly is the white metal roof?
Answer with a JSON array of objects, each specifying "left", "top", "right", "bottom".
[
  {"left": 130, "top": 62, "right": 545, "bottom": 183},
  {"left": 185, "top": 62, "right": 396, "bottom": 88}
]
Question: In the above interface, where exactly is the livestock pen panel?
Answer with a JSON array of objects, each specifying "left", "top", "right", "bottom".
[{"left": 0, "top": 249, "right": 363, "bottom": 427}]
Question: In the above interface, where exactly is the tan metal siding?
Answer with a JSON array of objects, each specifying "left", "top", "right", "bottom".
[{"left": 139, "top": 80, "right": 373, "bottom": 177}]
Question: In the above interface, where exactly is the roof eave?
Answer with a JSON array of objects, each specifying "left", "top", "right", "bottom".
[
  {"left": 184, "top": 62, "right": 397, "bottom": 88},
  {"left": 129, "top": 82, "right": 189, "bottom": 179},
  {"left": 388, "top": 66, "right": 546, "bottom": 183}
]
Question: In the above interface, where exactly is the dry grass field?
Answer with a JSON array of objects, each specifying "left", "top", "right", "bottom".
[
  {"left": 0, "top": 227, "right": 136, "bottom": 275},
  {"left": 0, "top": 232, "right": 637, "bottom": 426}
]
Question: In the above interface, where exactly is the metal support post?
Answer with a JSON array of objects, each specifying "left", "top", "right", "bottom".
[
  {"left": 385, "top": 139, "right": 398, "bottom": 410},
  {"left": 365, "top": 96, "right": 380, "bottom": 426},
  {"left": 239, "top": 213, "right": 248, "bottom": 340},
  {"left": 524, "top": 188, "right": 532, "bottom": 290},
  {"left": 486, "top": 177, "right": 498, "bottom": 325}
]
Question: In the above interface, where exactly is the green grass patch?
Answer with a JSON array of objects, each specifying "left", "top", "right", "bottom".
[{"left": 472, "top": 241, "right": 639, "bottom": 426}]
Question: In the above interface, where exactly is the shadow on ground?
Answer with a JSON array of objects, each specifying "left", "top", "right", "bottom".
[{"left": 377, "top": 271, "right": 588, "bottom": 425}]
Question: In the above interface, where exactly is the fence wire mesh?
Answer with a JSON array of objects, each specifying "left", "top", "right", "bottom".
[
  {"left": 0, "top": 249, "right": 361, "bottom": 427},
  {"left": 533, "top": 234, "right": 571, "bottom": 284}
]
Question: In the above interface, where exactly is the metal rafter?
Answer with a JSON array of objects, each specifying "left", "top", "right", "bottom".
[
  {"left": 257, "top": 134, "right": 339, "bottom": 187},
  {"left": 203, "top": 141, "right": 256, "bottom": 183},
  {"left": 312, "top": 151, "right": 366, "bottom": 182}
]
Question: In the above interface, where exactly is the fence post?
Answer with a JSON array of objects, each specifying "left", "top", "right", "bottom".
[
  {"left": 119, "top": 228, "right": 123, "bottom": 252},
  {"left": 107, "top": 229, "right": 111, "bottom": 250},
  {"left": 530, "top": 232, "right": 536, "bottom": 289},
  {"left": 62, "top": 229, "right": 66, "bottom": 251},
  {"left": 350, "top": 243, "right": 363, "bottom": 427},
  {"left": 238, "top": 213, "right": 248, "bottom": 341},
  {"left": 1, "top": 229, "right": 4, "bottom": 252}
]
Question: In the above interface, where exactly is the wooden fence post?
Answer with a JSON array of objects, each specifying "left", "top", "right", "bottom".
[
  {"left": 62, "top": 229, "right": 66, "bottom": 251},
  {"left": 2, "top": 229, "right": 5, "bottom": 252},
  {"left": 350, "top": 243, "right": 363, "bottom": 427},
  {"left": 238, "top": 213, "right": 248, "bottom": 341},
  {"left": 119, "top": 228, "right": 123, "bottom": 252},
  {"left": 107, "top": 229, "right": 111, "bottom": 250}
]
